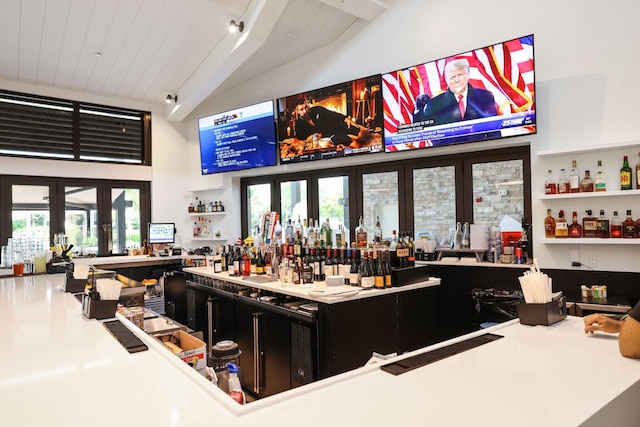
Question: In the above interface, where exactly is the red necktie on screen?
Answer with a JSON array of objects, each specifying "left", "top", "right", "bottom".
[{"left": 457, "top": 94, "right": 465, "bottom": 119}]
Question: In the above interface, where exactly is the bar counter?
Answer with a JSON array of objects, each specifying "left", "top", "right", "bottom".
[{"left": 1, "top": 273, "right": 639, "bottom": 426}]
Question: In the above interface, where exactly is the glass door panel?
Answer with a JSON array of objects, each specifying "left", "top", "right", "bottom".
[
  {"left": 472, "top": 159, "right": 524, "bottom": 228},
  {"left": 112, "top": 188, "right": 141, "bottom": 254},
  {"left": 65, "top": 186, "right": 97, "bottom": 256},
  {"left": 247, "top": 183, "right": 271, "bottom": 235},
  {"left": 413, "top": 166, "right": 456, "bottom": 245},
  {"left": 280, "top": 180, "right": 307, "bottom": 229},
  {"left": 362, "top": 171, "right": 398, "bottom": 243},
  {"left": 318, "top": 176, "right": 350, "bottom": 247},
  {"left": 10, "top": 185, "right": 51, "bottom": 269}
]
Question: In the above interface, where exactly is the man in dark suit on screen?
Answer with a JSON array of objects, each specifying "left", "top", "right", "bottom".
[{"left": 423, "top": 58, "right": 498, "bottom": 126}]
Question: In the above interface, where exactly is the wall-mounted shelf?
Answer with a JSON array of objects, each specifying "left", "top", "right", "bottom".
[
  {"left": 540, "top": 189, "right": 640, "bottom": 200},
  {"left": 188, "top": 212, "right": 226, "bottom": 217},
  {"left": 537, "top": 141, "right": 640, "bottom": 158},
  {"left": 541, "top": 238, "right": 640, "bottom": 245},
  {"left": 192, "top": 236, "right": 229, "bottom": 241}
]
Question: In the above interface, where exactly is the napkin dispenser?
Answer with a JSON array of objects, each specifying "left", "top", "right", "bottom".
[
  {"left": 81, "top": 294, "right": 119, "bottom": 320},
  {"left": 516, "top": 295, "right": 567, "bottom": 326}
]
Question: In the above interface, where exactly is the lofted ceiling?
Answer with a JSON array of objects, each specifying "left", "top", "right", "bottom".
[{"left": 0, "top": 0, "right": 388, "bottom": 122}]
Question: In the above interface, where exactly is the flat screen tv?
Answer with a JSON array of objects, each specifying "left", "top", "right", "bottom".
[
  {"left": 277, "top": 74, "right": 384, "bottom": 164},
  {"left": 148, "top": 222, "right": 176, "bottom": 245},
  {"left": 198, "top": 100, "right": 277, "bottom": 174},
  {"left": 382, "top": 34, "right": 536, "bottom": 151}
]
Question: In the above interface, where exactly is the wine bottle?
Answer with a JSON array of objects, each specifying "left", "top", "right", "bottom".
[
  {"left": 349, "top": 249, "right": 360, "bottom": 286},
  {"left": 621, "top": 156, "right": 632, "bottom": 190}
]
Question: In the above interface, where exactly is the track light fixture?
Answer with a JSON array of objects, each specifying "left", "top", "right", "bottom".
[
  {"left": 166, "top": 94, "right": 178, "bottom": 104},
  {"left": 229, "top": 20, "right": 244, "bottom": 33}
]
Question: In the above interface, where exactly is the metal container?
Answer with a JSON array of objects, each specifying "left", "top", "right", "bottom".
[{"left": 208, "top": 340, "right": 241, "bottom": 393}]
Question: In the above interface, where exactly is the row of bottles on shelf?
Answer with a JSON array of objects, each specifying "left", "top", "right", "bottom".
[
  {"left": 544, "top": 154, "right": 640, "bottom": 194},
  {"left": 188, "top": 197, "right": 225, "bottom": 213},
  {"left": 205, "top": 241, "right": 412, "bottom": 289},
  {"left": 267, "top": 214, "right": 397, "bottom": 250},
  {"left": 544, "top": 209, "right": 640, "bottom": 239}
]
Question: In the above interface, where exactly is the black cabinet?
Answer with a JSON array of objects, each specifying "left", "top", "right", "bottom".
[
  {"left": 234, "top": 298, "right": 291, "bottom": 399},
  {"left": 186, "top": 281, "right": 235, "bottom": 351},
  {"left": 164, "top": 271, "right": 188, "bottom": 325}
]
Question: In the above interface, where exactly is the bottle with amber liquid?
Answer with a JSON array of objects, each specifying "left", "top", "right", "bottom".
[
  {"left": 544, "top": 209, "right": 556, "bottom": 238},
  {"left": 580, "top": 170, "right": 594, "bottom": 192},
  {"left": 582, "top": 210, "right": 598, "bottom": 238},
  {"left": 621, "top": 156, "right": 633, "bottom": 190},
  {"left": 611, "top": 211, "right": 622, "bottom": 238},
  {"left": 623, "top": 210, "right": 637, "bottom": 238},
  {"left": 554, "top": 210, "right": 569, "bottom": 238},
  {"left": 596, "top": 210, "right": 610, "bottom": 238},
  {"left": 544, "top": 169, "right": 557, "bottom": 195},
  {"left": 568, "top": 211, "right": 582, "bottom": 238},
  {"left": 557, "top": 169, "right": 571, "bottom": 194}
]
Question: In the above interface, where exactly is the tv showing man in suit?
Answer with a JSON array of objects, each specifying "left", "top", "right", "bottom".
[{"left": 423, "top": 58, "right": 498, "bottom": 125}]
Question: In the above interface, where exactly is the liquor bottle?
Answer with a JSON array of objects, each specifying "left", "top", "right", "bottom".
[
  {"left": 557, "top": 168, "right": 571, "bottom": 194},
  {"left": 355, "top": 216, "right": 368, "bottom": 248},
  {"left": 302, "top": 248, "right": 314, "bottom": 284},
  {"left": 331, "top": 248, "right": 340, "bottom": 276},
  {"left": 568, "top": 211, "right": 582, "bottom": 238},
  {"left": 582, "top": 210, "right": 598, "bottom": 238},
  {"left": 241, "top": 247, "right": 251, "bottom": 277},
  {"left": 256, "top": 248, "right": 266, "bottom": 275},
  {"left": 220, "top": 246, "right": 228, "bottom": 272},
  {"left": 307, "top": 218, "right": 315, "bottom": 247},
  {"left": 622, "top": 210, "right": 637, "bottom": 238},
  {"left": 454, "top": 222, "right": 462, "bottom": 249},
  {"left": 569, "top": 160, "right": 581, "bottom": 193},
  {"left": 349, "top": 249, "right": 360, "bottom": 286},
  {"left": 461, "top": 222, "right": 470, "bottom": 249},
  {"left": 383, "top": 249, "right": 393, "bottom": 288},
  {"left": 610, "top": 211, "right": 622, "bottom": 238},
  {"left": 249, "top": 246, "right": 257, "bottom": 274},
  {"left": 544, "top": 169, "right": 557, "bottom": 195},
  {"left": 554, "top": 210, "right": 568, "bottom": 238},
  {"left": 595, "top": 160, "right": 606, "bottom": 192},
  {"left": 374, "top": 216, "right": 382, "bottom": 244},
  {"left": 324, "top": 248, "right": 333, "bottom": 277},
  {"left": 359, "top": 250, "right": 374, "bottom": 289},
  {"left": 580, "top": 170, "right": 594, "bottom": 192},
  {"left": 218, "top": 201, "right": 225, "bottom": 212},
  {"left": 285, "top": 219, "right": 294, "bottom": 241},
  {"left": 544, "top": 209, "right": 556, "bottom": 238},
  {"left": 213, "top": 251, "right": 222, "bottom": 273},
  {"left": 636, "top": 152, "right": 640, "bottom": 189},
  {"left": 396, "top": 233, "right": 407, "bottom": 268},
  {"left": 341, "top": 248, "right": 350, "bottom": 284},
  {"left": 324, "top": 218, "right": 332, "bottom": 248},
  {"left": 274, "top": 215, "right": 283, "bottom": 245},
  {"left": 335, "top": 225, "right": 344, "bottom": 249},
  {"left": 292, "top": 257, "right": 301, "bottom": 285},
  {"left": 620, "top": 155, "right": 633, "bottom": 190},
  {"left": 312, "top": 248, "right": 320, "bottom": 282},
  {"left": 233, "top": 247, "right": 241, "bottom": 276},
  {"left": 374, "top": 251, "right": 385, "bottom": 289},
  {"left": 596, "top": 210, "right": 610, "bottom": 238},
  {"left": 407, "top": 234, "right": 416, "bottom": 267}
]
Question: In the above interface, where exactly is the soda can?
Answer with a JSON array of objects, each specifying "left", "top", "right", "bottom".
[
  {"left": 515, "top": 247, "right": 523, "bottom": 264},
  {"left": 592, "top": 285, "right": 601, "bottom": 299}
]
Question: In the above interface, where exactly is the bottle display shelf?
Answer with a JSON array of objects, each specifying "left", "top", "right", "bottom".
[
  {"left": 540, "top": 238, "right": 640, "bottom": 245},
  {"left": 188, "top": 212, "right": 226, "bottom": 216},
  {"left": 539, "top": 189, "right": 640, "bottom": 200},
  {"left": 192, "top": 236, "right": 229, "bottom": 241}
]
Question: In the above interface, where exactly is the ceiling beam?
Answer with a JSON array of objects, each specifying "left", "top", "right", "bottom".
[{"left": 316, "top": 0, "right": 388, "bottom": 22}]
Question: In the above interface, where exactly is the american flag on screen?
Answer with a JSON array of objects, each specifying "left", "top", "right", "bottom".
[{"left": 382, "top": 35, "right": 535, "bottom": 136}]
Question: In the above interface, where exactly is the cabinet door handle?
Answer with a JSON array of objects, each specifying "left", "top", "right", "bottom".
[
  {"left": 207, "top": 297, "right": 218, "bottom": 351},
  {"left": 252, "top": 312, "right": 264, "bottom": 395}
]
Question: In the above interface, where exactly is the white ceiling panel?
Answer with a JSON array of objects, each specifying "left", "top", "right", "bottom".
[{"left": 0, "top": 0, "right": 389, "bottom": 120}]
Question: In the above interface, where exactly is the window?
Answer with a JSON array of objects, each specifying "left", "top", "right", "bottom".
[
  {"left": 0, "top": 90, "right": 151, "bottom": 164},
  {"left": 1, "top": 176, "right": 150, "bottom": 256},
  {"left": 247, "top": 183, "right": 272, "bottom": 234},
  {"left": 241, "top": 146, "right": 530, "bottom": 248}
]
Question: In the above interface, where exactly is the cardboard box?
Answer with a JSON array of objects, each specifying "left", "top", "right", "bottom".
[
  {"left": 154, "top": 330, "right": 207, "bottom": 375},
  {"left": 516, "top": 296, "right": 567, "bottom": 326}
]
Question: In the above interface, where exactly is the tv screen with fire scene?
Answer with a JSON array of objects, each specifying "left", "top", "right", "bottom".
[
  {"left": 382, "top": 34, "right": 536, "bottom": 151},
  {"left": 277, "top": 74, "right": 384, "bottom": 164}
]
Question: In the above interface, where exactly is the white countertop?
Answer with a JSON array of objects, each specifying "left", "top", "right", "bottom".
[
  {"left": 183, "top": 266, "right": 440, "bottom": 304},
  {"left": 1, "top": 274, "right": 639, "bottom": 426}
]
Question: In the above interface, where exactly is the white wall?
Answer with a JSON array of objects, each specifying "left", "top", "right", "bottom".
[{"left": 185, "top": 0, "right": 640, "bottom": 273}]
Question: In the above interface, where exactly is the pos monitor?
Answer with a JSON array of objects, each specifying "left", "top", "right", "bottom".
[{"left": 148, "top": 222, "right": 176, "bottom": 245}]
